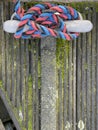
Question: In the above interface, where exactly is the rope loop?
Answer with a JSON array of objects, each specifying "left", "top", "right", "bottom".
[{"left": 13, "top": 0, "right": 80, "bottom": 40}]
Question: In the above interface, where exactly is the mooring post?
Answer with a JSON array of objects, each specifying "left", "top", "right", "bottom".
[{"left": 41, "top": 36, "right": 57, "bottom": 130}]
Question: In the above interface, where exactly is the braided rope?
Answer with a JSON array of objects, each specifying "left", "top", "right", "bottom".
[{"left": 13, "top": 0, "right": 80, "bottom": 40}]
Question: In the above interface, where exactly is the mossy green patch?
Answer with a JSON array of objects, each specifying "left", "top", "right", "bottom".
[
  {"left": 23, "top": 2, "right": 98, "bottom": 12},
  {"left": 56, "top": 38, "right": 70, "bottom": 81},
  {"left": 2, "top": 1, "right": 98, "bottom": 130},
  {"left": 0, "top": 80, "right": 3, "bottom": 88}
]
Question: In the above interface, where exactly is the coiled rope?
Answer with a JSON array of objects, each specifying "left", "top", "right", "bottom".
[{"left": 13, "top": 0, "right": 80, "bottom": 40}]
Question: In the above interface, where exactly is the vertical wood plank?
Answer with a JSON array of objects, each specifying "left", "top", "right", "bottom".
[
  {"left": 16, "top": 40, "right": 20, "bottom": 113},
  {"left": 91, "top": 9, "right": 96, "bottom": 130},
  {"left": 0, "top": 3, "right": 2, "bottom": 81},
  {"left": 11, "top": 35, "right": 15, "bottom": 104},
  {"left": 5, "top": 34, "right": 11, "bottom": 98},
  {"left": 35, "top": 40, "right": 40, "bottom": 130},
  {"left": 63, "top": 43, "right": 69, "bottom": 130},
  {"left": 31, "top": 41, "right": 36, "bottom": 130},
  {"left": 72, "top": 40, "right": 76, "bottom": 130},
  {"left": 9, "top": 35, "right": 13, "bottom": 100},
  {"left": 5, "top": 2, "right": 9, "bottom": 93},
  {"left": 20, "top": 40, "right": 25, "bottom": 105},
  {"left": 41, "top": 37, "right": 56, "bottom": 130},
  {"left": 8, "top": 0, "right": 14, "bottom": 101},
  {"left": 13, "top": 39, "right": 18, "bottom": 107},
  {"left": 68, "top": 41, "right": 73, "bottom": 128},
  {"left": 86, "top": 12, "right": 92, "bottom": 130},
  {"left": 81, "top": 32, "right": 87, "bottom": 123},
  {"left": 76, "top": 35, "right": 82, "bottom": 123},
  {"left": 96, "top": 12, "right": 98, "bottom": 130},
  {"left": 0, "top": 2, "right": 6, "bottom": 89},
  {"left": 25, "top": 40, "right": 29, "bottom": 130},
  {"left": 58, "top": 69, "right": 63, "bottom": 130},
  {"left": 20, "top": 40, "right": 25, "bottom": 125}
]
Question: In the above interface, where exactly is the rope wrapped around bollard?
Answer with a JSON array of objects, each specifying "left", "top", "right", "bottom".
[{"left": 3, "top": 0, "right": 93, "bottom": 40}]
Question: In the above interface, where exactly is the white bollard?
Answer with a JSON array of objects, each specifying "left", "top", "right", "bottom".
[{"left": 3, "top": 19, "right": 93, "bottom": 34}]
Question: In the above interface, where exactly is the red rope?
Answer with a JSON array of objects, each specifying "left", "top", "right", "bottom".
[{"left": 12, "top": 0, "right": 80, "bottom": 40}]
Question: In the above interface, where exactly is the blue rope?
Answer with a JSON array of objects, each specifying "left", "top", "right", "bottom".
[{"left": 13, "top": 0, "right": 80, "bottom": 40}]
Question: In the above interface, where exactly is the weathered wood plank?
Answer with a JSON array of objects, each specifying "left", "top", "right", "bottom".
[
  {"left": 8, "top": 3, "right": 15, "bottom": 101},
  {"left": 15, "top": 40, "right": 20, "bottom": 112},
  {"left": 0, "top": 2, "right": 3, "bottom": 82},
  {"left": 58, "top": 69, "right": 63, "bottom": 130},
  {"left": 35, "top": 40, "right": 40, "bottom": 130},
  {"left": 91, "top": 9, "right": 96, "bottom": 130},
  {"left": 25, "top": 40, "right": 29, "bottom": 129},
  {"left": 5, "top": 34, "right": 11, "bottom": 98},
  {"left": 63, "top": 43, "right": 69, "bottom": 130},
  {"left": 4, "top": 2, "right": 9, "bottom": 92},
  {"left": 41, "top": 37, "right": 56, "bottom": 130},
  {"left": 86, "top": 12, "right": 92, "bottom": 130},
  {"left": 20, "top": 40, "right": 25, "bottom": 105},
  {"left": 81, "top": 32, "right": 86, "bottom": 124},
  {"left": 76, "top": 35, "right": 82, "bottom": 123},
  {"left": 19, "top": 40, "right": 25, "bottom": 125},
  {"left": 31, "top": 40, "right": 36, "bottom": 130},
  {"left": 8, "top": 35, "right": 14, "bottom": 100},
  {"left": 96, "top": 12, "right": 98, "bottom": 130},
  {"left": 10, "top": 35, "right": 15, "bottom": 104},
  {"left": 72, "top": 39, "right": 76, "bottom": 130},
  {"left": 1, "top": 2, "right": 6, "bottom": 90},
  {"left": 68, "top": 41, "right": 73, "bottom": 128},
  {"left": 0, "top": 89, "right": 21, "bottom": 130}
]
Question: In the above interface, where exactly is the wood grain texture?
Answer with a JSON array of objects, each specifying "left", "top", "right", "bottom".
[
  {"left": 41, "top": 37, "right": 56, "bottom": 130},
  {"left": 0, "top": 89, "right": 21, "bottom": 130},
  {"left": 91, "top": 9, "right": 96, "bottom": 130},
  {"left": 0, "top": 1, "right": 98, "bottom": 130},
  {"left": 25, "top": 40, "right": 29, "bottom": 129},
  {"left": 63, "top": 42, "right": 69, "bottom": 130},
  {"left": 68, "top": 41, "right": 73, "bottom": 127},
  {"left": 96, "top": 12, "right": 98, "bottom": 130},
  {"left": 86, "top": 12, "right": 92, "bottom": 130},
  {"left": 72, "top": 40, "right": 76, "bottom": 130},
  {"left": 58, "top": 69, "right": 63, "bottom": 130},
  {"left": 31, "top": 41, "right": 36, "bottom": 130},
  {"left": 76, "top": 35, "right": 82, "bottom": 124}
]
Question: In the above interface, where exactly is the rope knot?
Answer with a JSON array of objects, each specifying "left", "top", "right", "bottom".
[{"left": 13, "top": 1, "right": 80, "bottom": 40}]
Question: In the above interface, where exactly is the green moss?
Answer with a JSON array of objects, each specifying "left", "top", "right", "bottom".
[
  {"left": 67, "top": 2, "right": 98, "bottom": 15},
  {"left": 0, "top": 80, "right": 3, "bottom": 88},
  {"left": 28, "top": 75, "right": 33, "bottom": 88},
  {"left": 84, "top": 63, "right": 88, "bottom": 70},
  {"left": 56, "top": 38, "right": 70, "bottom": 81},
  {"left": 23, "top": 1, "right": 98, "bottom": 12},
  {"left": 2, "top": 1, "right": 98, "bottom": 130}
]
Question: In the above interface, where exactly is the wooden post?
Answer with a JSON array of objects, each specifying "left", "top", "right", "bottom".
[{"left": 41, "top": 37, "right": 57, "bottom": 130}]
